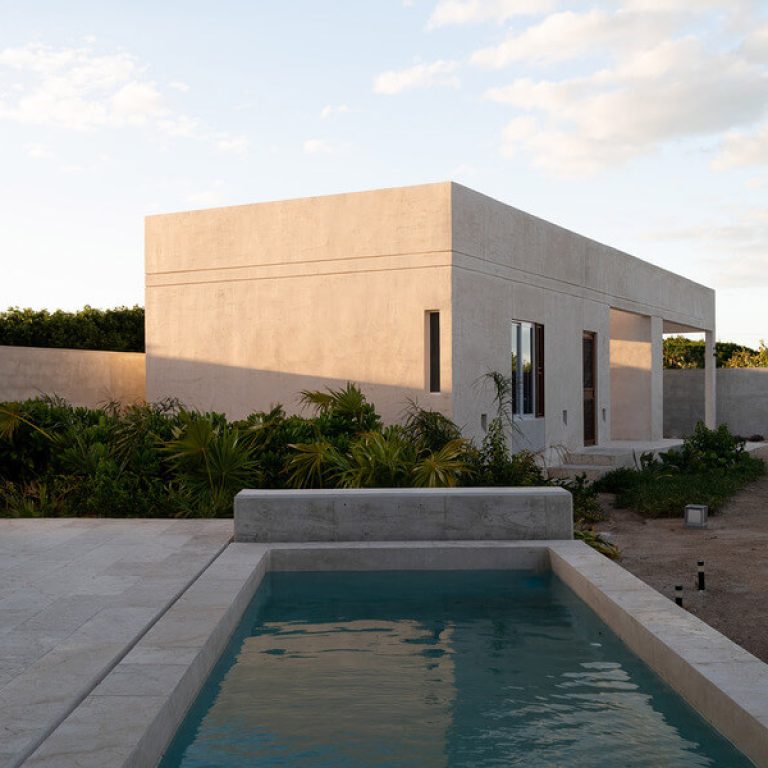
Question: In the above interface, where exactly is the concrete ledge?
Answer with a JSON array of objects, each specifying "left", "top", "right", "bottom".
[
  {"left": 234, "top": 487, "right": 573, "bottom": 542},
  {"left": 550, "top": 546, "right": 768, "bottom": 767}
]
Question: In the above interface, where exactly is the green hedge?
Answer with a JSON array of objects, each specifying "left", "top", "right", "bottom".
[{"left": 0, "top": 306, "right": 144, "bottom": 352}]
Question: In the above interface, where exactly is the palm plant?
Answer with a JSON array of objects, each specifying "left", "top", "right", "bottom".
[{"left": 162, "top": 411, "right": 259, "bottom": 516}]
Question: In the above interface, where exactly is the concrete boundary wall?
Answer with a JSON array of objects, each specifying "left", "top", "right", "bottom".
[
  {"left": 234, "top": 487, "right": 573, "bottom": 542},
  {"left": 0, "top": 345, "right": 145, "bottom": 407},
  {"left": 664, "top": 369, "right": 768, "bottom": 438},
  {"left": 23, "top": 541, "right": 768, "bottom": 767}
]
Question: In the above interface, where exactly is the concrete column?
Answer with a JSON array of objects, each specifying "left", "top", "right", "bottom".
[
  {"left": 651, "top": 316, "right": 664, "bottom": 440},
  {"left": 705, "top": 329, "right": 717, "bottom": 428}
]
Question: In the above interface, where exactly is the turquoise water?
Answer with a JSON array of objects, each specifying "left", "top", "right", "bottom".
[{"left": 160, "top": 571, "right": 753, "bottom": 767}]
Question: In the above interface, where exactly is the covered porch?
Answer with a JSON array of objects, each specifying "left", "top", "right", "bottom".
[{"left": 608, "top": 309, "right": 716, "bottom": 442}]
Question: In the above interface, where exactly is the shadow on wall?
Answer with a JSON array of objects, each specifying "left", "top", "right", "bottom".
[{"left": 146, "top": 355, "right": 453, "bottom": 426}]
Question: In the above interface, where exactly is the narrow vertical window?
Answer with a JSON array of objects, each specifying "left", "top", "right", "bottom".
[
  {"left": 521, "top": 321, "right": 534, "bottom": 415},
  {"left": 535, "top": 323, "right": 545, "bottom": 418},
  {"left": 510, "top": 322, "right": 520, "bottom": 415},
  {"left": 428, "top": 311, "right": 440, "bottom": 393},
  {"left": 511, "top": 319, "right": 544, "bottom": 417}
]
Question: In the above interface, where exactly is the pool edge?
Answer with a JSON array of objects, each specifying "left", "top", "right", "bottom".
[{"left": 21, "top": 540, "right": 768, "bottom": 768}]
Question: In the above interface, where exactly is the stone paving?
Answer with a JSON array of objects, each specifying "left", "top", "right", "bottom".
[{"left": 0, "top": 518, "right": 232, "bottom": 768}]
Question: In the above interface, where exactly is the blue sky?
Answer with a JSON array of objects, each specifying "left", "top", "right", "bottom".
[{"left": 1, "top": 0, "right": 766, "bottom": 345}]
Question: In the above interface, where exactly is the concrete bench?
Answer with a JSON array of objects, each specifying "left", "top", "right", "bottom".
[{"left": 234, "top": 487, "right": 573, "bottom": 542}]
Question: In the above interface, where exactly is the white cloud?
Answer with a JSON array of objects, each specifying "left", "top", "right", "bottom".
[
  {"left": 0, "top": 43, "right": 165, "bottom": 129},
  {"left": 110, "top": 81, "right": 165, "bottom": 124},
  {"left": 471, "top": 9, "right": 677, "bottom": 68},
  {"left": 650, "top": 208, "right": 768, "bottom": 287},
  {"left": 427, "top": 0, "right": 556, "bottom": 29},
  {"left": 0, "top": 42, "right": 253, "bottom": 160},
  {"left": 157, "top": 115, "right": 199, "bottom": 137},
  {"left": 303, "top": 138, "right": 332, "bottom": 154},
  {"left": 216, "top": 133, "right": 249, "bottom": 155},
  {"left": 373, "top": 59, "right": 459, "bottom": 94},
  {"left": 714, "top": 122, "right": 768, "bottom": 170},
  {"left": 320, "top": 104, "right": 350, "bottom": 119},
  {"left": 482, "top": 18, "right": 768, "bottom": 175}
]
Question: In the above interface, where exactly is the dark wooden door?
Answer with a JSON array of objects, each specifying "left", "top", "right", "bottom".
[{"left": 583, "top": 332, "right": 596, "bottom": 446}]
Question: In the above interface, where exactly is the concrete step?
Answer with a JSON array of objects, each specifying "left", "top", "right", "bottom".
[
  {"left": 547, "top": 464, "right": 615, "bottom": 482},
  {"left": 564, "top": 451, "right": 636, "bottom": 468}
]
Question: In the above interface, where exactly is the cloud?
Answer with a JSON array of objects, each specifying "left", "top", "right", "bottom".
[
  {"left": 320, "top": 104, "right": 350, "bottom": 119},
  {"left": 714, "top": 122, "right": 768, "bottom": 169},
  {"left": 0, "top": 43, "right": 166, "bottom": 129},
  {"left": 157, "top": 115, "right": 199, "bottom": 137},
  {"left": 471, "top": 9, "right": 678, "bottom": 67},
  {"left": 303, "top": 138, "right": 333, "bottom": 154},
  {"left": 649, "top": 208, "right": 768, "bottom": 287},
  {"left": 427, "top": 0, "right": 556, "bottom": 29},
  {"left": 373, "top": 59, "right": 459, "bottom": 94},
  {"left": 482, "top": 20, "right": 768, "bottom": 175},
  {"left": 0, "top": 42, "right": 254, "bottom": 160},
  {"left": 216, "top": 133, "right": 249, "bottom": 155}
]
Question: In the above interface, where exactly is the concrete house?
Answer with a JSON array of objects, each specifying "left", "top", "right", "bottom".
[{"left": 145, "top": 182, "right": 716, "bottom": 458}]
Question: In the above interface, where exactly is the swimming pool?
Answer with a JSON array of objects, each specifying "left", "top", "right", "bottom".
[{"left": 159, "top": 570, "right": 752, "bottom": 767}]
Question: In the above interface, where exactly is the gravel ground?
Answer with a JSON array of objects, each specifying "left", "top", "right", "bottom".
[{"left": 595, "top": 446, "right": 768, "bottom": 663}]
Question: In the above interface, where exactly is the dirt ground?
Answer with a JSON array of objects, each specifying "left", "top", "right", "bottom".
[{"left": 595, "top": 446, "right": 768, "bottom": 663}]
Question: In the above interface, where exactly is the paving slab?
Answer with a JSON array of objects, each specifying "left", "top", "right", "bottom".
[{"left": 0, "top": 518, "right": 232, "bottom": 768}]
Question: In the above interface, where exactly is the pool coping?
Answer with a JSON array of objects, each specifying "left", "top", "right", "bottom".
[{"left": 21, "top": 540, "right": 768, "bottom": 768}]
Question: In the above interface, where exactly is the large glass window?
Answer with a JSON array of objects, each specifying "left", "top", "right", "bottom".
[{"left": 511, "top": 321, "right": 544, "bottom": 417}]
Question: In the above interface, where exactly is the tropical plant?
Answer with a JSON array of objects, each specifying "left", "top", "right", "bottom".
[{"left": 162, "top": 411, "right": 260, "bottom": 516}]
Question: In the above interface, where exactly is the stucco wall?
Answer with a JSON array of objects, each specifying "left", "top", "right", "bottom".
[
  {"left": 145, "top": 181, "right": 715, "bottom": 450},
  {"left": 146, "top": 183, "right": 454, "bottom": 421},
  {"left": 664, "top": 369, "right": 768, "bottom": 438},
  {"left": 0, "top": 346, "right": 145, "bottom": 407},
  {"left": 449, "top": 184, "right": 709, "bottom": 451}
]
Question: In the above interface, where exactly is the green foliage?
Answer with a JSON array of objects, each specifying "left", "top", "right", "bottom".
[
  {"left": 723, "top": 341, "right": 768, "bottom": 368},
  {"left": 599, "top": 422, "right": 764, "bottom": 518},
  {"left": 593, "top": 466, "right": 643, "bottom": 495},
  {"left": 663, "top": 336, "right": 756, "bottom": 369},
  {"left": 14, "top": 384, "right": 754, "bottom": 533},
  {"left": 0, "top": 305, "right": 144, "bottom": 352},
  {"left": 574, "top": 529, "right": 621, "bottom": 560},
  {"left": 163, "top": 411, "right": 260, "bottom": 517},
  {"left": 555, "top": 473, "right": 605, "bottom": 524}
]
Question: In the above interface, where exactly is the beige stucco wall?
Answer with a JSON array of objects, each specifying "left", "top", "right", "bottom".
[
  {"left": 0, "top": 346, "right": 145, "bottom": 407},
  {"left": 145, "top": 181, "right": 714, "bottom": 451},
  {"left": 146, "top": 183, "right": 453, "bottom": 421},
  {"left": 449, "top": 184, "right": 708, "bottom": 450},
  {"left": 609, "top": 309, "right": 664, "bottom": 441}
]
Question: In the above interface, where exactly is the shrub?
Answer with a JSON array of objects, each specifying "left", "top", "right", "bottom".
[
  {"left": 0, "top": 306, "right": 144, "bottom": 352},
  {"left": 599, "top": 423, "right": 764, "bottom": 518},
  {"left": 593, "top": 466, "right": 643, "bottom": 495}
]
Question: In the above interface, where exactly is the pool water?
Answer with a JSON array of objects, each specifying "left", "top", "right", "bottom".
[{"left": 160, "top": 571, "right": 753, "bottom": 767}]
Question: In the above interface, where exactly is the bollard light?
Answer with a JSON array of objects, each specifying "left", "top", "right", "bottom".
[{"left": 684, "top": 504, "right": 708, "bottom": 529}]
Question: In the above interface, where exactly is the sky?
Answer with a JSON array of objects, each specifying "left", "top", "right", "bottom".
[{"left": 1, "top": 0, "right": 766, "bottom": 346}]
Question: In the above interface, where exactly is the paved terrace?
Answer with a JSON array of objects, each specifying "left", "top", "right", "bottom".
[{"left": 0, "top": 519, "right": 232, "bottom": 768}]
